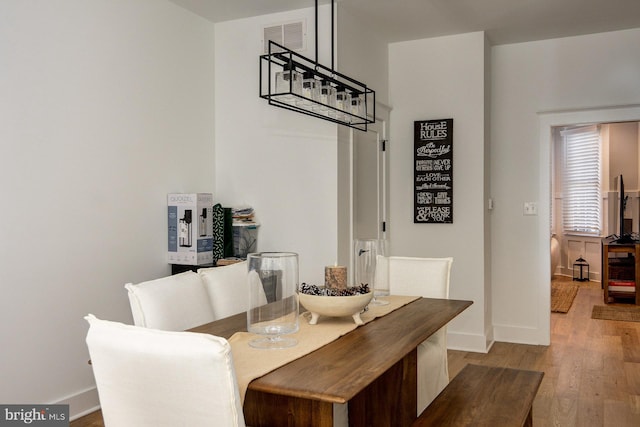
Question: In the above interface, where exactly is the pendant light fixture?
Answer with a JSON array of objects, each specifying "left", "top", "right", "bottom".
[{"left": 259, "top": 0, "right": 375, "bottom": 131}]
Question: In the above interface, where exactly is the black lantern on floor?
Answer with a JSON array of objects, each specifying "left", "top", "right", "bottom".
[{"left": 573, "top": 256, "right": 589, "bottom": 282}]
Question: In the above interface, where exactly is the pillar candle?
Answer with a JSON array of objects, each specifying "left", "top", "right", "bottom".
[{"left": 325, "top": 266, "right": 347, "bottom": 289}]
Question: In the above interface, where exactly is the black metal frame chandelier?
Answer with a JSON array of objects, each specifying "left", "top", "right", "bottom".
[{"left": 259, "top": 0, "right": 375, "bottom": 132}]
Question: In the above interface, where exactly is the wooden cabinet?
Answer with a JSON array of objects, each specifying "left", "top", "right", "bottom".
[{"left": 602, "top": 237, "right": 640, "bottom": 305}]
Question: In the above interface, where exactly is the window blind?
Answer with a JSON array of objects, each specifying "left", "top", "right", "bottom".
[{"left": 561, "top": 125, "right": 601, "bottom": 236}]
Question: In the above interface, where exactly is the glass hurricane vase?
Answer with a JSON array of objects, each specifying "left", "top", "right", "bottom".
[{"left": 247, "top": 252, "right": 299, "bottom": 349}]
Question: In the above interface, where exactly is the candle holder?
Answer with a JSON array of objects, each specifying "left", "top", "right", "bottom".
[{"left": 325, "top": 265, "right": 347, "bottom": 289}]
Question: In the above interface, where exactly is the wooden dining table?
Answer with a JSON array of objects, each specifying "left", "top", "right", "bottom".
[{"left": 190, "top": 297, "right": 472, "bottom": 427}]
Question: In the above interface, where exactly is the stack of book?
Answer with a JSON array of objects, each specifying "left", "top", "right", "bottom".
[{"left": 608, "top": 280, "right": 636, "bottom": 293}]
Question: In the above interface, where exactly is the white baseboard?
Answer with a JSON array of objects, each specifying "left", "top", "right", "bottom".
[
  {"left": 447, "top": 331, "right": 491, "bottom": 353},
  {"left": 492, "top": 324, "right": 549, "bottom": 346},
  {"left": 55, "top": 386, "right": 100, "bottom": 421}
]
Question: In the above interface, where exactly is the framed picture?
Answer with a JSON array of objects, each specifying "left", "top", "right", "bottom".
[{"left": 414, "top": 119, "right": 453, "bottom": 223}]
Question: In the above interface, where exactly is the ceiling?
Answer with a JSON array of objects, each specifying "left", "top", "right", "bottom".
[{"left": 169, "top": 0, "right": 640, "bottom": 45}]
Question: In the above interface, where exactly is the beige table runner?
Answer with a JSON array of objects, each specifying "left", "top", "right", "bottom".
[{"left": 229, "top": 294, "right": 420, "bottom": 403}]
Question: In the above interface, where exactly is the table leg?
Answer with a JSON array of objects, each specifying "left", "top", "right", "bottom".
[
  {"left": 244, "top": 390, "right": 334, "bottom": 427},
  {"left": 348, "top": 349, "right": 418, "bottom": 427}
]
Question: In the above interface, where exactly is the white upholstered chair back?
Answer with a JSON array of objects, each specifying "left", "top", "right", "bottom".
[
  {"left": 378, "top": 256, "right": 453, "bottom": 414},
  {"left": 85, "top": 314, "right": 246, "bottom": 427},
  {"left": 377, "top": 256, "right": 451, "bottom": 299},
  {"left": 124, "top": 271, "right": 215, "bottom": 331},
  {"left": 198, "top": 261, "right": 267, "bottom": 320}
]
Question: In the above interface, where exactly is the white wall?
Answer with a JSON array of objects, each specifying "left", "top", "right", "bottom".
[
  {"left": 337, "top": 4, "right": 389, "bottom": 106},
  {"left": 0, "top": 0, "right": 215, "bottom": 417},
  {"left": 491, "top": 28, "right": 640, "bottom": 344},
  {"left": 609, "top": 121, "right": 639, "bottom": 190},
  {"left": 213, "top": 6, "right": 339, "bottom": 285},
  {"left": 388, "top": 32, "right": 490, "bottom": 352}
]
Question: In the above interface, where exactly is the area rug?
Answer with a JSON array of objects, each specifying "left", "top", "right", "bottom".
[
  {"left": 591, "top": 304, "right": 640, "bottom": 322},
  {"left": 551, "top": 282, "right": 579, "bottom": 313}
]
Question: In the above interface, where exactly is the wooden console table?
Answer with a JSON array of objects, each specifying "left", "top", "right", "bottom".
[{"left": 602, "top": 237, "right": 640, "bottom": 305}]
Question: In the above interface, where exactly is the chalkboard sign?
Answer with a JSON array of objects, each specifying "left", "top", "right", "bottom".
[{"left": 414, "top": 119, "right": 453, "bottom": 223}]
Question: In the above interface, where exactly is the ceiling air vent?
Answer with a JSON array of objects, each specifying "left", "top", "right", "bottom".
[{"left": 263, "top": 20, "right": 306, "bottom": 54}]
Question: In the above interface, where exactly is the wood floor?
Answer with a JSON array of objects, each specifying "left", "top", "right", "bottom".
[
  {"left": 71, "top": 277, "right": 640, "bottom": 427},
  {"left": 449, "top": 277, "right": 640, "bottom": 427}
]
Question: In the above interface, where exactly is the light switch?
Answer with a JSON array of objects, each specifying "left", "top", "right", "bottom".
[{"left": 524, "top": 202, "right": 538, "bottom": 216}]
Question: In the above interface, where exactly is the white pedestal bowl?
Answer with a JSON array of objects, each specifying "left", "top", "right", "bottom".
[{"left": 298, "top": 292, "right": 373, "bottom": 325}]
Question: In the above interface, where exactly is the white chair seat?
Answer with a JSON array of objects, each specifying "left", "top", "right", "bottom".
[
  {"left": 85, "top": 314, "right": 246, "bottom": 427},
  {"left": 377, "top": 256, "right": 453, "bottom": 414},
  {"left": 417, "top": 328, "right": 449, "bottom": 410}
]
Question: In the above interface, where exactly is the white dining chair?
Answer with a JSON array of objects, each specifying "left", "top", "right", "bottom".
[
  {"left": 124, "top": 271, "right": 215, "bottom": 331},
  {"left": 376, "top": 255, "right": 453, "bottom": 415},
  {"left": 198, "top": 261, "right": 267, "bottom": 320},
  {"left": 85, "top": 314, "right": 246, "bottom": 427}
]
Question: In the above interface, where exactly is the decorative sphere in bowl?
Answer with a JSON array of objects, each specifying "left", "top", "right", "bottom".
[{"left": 298, "top": 291, "right": 373, "bottom": 325}]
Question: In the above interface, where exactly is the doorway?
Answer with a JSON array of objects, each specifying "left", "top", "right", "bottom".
[
  {"left": 538, "top": 105, "right": 640, "bottom": 344},
  {"left": 551, "top": 121, "right": 640, "bottom": 282},
  {"left": 342, "top": 103, "right": 391, "bottom": 282}
]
